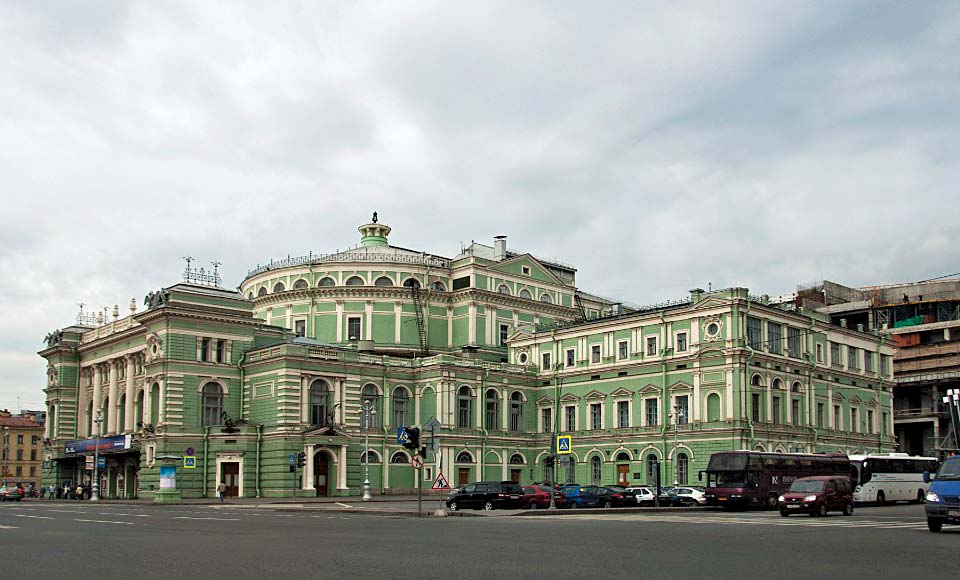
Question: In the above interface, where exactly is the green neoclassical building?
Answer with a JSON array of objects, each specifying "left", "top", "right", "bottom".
[{"left": 38, "top": 217, "right": 895, "bottom": 499}]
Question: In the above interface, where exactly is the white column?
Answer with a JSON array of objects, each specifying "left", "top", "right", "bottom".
[
  {"left": 124, "top": 355, "right": 135, "bottom": 432},
  {"left": 285, "top": 304, "right": 292, "bottom": 329},
  {"left": 693, "top": 372, "right": 701, "bottom": 422},
  {"left": 107, "top": 360, "right": 119, "bottom": 434},
  {"left": 475, "top": 385, "right": 483, "bottom": 429},
  {"left": 337, "top": 445, "right": 349, "bottom": 491},
  {"left": 501, "top": 387, "right": 509, "bottom": 431},
  {"left": 303, "top": 444, "right": 315, "bottom": 491},
  {"left": 92, "top": 365, "right": 103, "bottom": 427},
  {"left": 78, "top": 369, "right": 89, "bottom": 437},
  {"left": 157, "top": 376, "right": 166, "bottom": 426},
  {"left": 301, "top": 376, "right": 310, "bottom": 423},
  {"left": 142, "top": 377, "right": 152, "bottom": 426},
  {"left": 414, "top": 385, "right": 421, "bottom": 425},
  {"left": 447, "top": 307, "right": 453, "bottom": 348},
  {"left": 394, "top": 301, "right": 402, "bottom": 343},
  {"left": 827, "top": 386, "right": 834, "bottom": 428},
  {"left": 333, "top": 379, "right": 344, "bottom": 425},
  {"left": 364, "top": 301, "right": 373, "bottom": 340},
  {"left": 336, "top": 301, "right": 344, "bottom": 342}
]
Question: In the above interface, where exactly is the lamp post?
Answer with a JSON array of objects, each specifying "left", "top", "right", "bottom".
[
  {"left": 549, "top": 361, "right": 563, "bottom": 510},
  {"left": 672, "top": 404, "right": 685, "bottom": 486},
  {"left": 91, "top": 410, "right": 103, "bottom": 502},
  {"left": 361, "top": 399, "right": 376, "bottom": 501},
  {"left": 1, "top": 427, "right": 9, "bottom": 486}
]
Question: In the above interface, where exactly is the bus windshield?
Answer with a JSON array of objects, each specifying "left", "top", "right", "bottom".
[
  {"left": 707, "top": 453, "right": 748, "bottom": 471},
  {"left": 789, "top": 479, "right": 825, "bottom": 493},
  {"left": 937, "top": 457, "right": 960, "bottom": 481},
  {"left": 714, "top": 472, "right": 746, "bottom": 487}
]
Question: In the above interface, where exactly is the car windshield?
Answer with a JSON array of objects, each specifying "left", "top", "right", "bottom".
[
  {"left": 937, "top": 457, "right": 960, "bottom": 480},
  {"left": 789, "top": 480, "right": 825, "bottom": 493}
]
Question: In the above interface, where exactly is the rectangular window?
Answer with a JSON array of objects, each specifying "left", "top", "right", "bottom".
[
  {"left": 617, "top": 401, "right": 629, "bottom": 428},
  {"left": 541, "top": 408, "right": 552, "bottom": 433},
  {"left": 294, "top": 320, "right": 306, "bottom": 337},
  {"left": 751, "top": 393, "right": 761, "bottom": 423},
  {"left": 566, "top": 349, "right": 575, "bottom": 368},
  {"left": 867, "top": 410, "right": 874, "bottom": 434},
  {"left": 618, "top": 341, "right": 628, "bottom": 360},
  {"left": 848, "top": 346, "right": 859, "bottom": 370},
  {"left": 452, "top": 276, "right": 470, "bottom": 290},
  {"left": 542, "top": 352, "right": 552, "bottom": 371},
  {"left": 30, "top": 450, "right": 36, "bottom": 461},
  {"left": 747, "top": 317, "right": 763, "bottom": 349},
  {"left": 15, "top": 466, "right": 22, "bottom": 477},
  {"left": 591, "top": 345, "right": 601, "bottom": 364},
  {"left": 676, "top": 332, "right": 688, "bottom": 353},
  {"left": 816, "top": 343, "right": 824, "bottom": 364},
  {"left": 767, "top": 322, "right": 782, "bottom": 354},
  {"left": 645, "top": 399, "right": 658, "bottom": 426},
  {"left": 499, "top": 324, "right": 509, "bottom": 346},
  {"left": 851, "top": 408, "right": 858, "bottom": 433},
  {"left": 830, "top": 342, "right": 841, "bottom": 367},
  {"left": 881, "top": 354, "right": 892, "bottom": 376},
  {"left": 590, "top": 403, "right": 602, "bottom": 430},
  {"left": 29, "top": 466, "right": 35, "bottom": 476},
  {"left": 675, "top": 396, "right": 689, "bottom": 425},
  {"left": 772, "top": 397, "right": 781, "bottom": 425},
  {"left": 564, "top": 406, "right": 576, "bottom": 432},
  {"left": 200, "top": 337, "right": 210, "bottom": 362},
  {"left": 787, "top": 327, "right": 801, "bottom": 358},
  {"left": 834, "top": 405, "right": 842, "bottom": 430},
  {"left": 17, "top": 434, "right": 23, "bottom": 445},
  {"left": 16, "top": 449, "right": 23, "bottom": 460},
  {"left": 215, "top": 339, "right": 226, "bottom": 363},
  {"left": 646, "top": 336, "right": 658, "bottom": 356},
  {"left": 791, "top": 399, "right": 800, "bottom": 426},
  {"left": 347, "top": 317, "right": 361, "bottom": 341},
  {"left": 864, "top": 351, "right": 874, "bottom": 373},
  {"left": 816, "top": 402, "right": 824, "bottom": 427}
]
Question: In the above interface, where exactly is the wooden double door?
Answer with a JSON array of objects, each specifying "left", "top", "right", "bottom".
[{"left": 222, "top": 462, "right": 240, "bottom": 497}]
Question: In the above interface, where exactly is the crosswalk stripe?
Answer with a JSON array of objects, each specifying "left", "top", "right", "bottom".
[{"left": 75, "top": 519, "right": 134, "bottom": 525}]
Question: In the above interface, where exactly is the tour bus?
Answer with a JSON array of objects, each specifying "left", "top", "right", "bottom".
[
  {"left": 701, "top": 450, "right": 850, "bottom": 509},
  {"left": 848, "top": 453, "right": 939, "bottom": 505}
]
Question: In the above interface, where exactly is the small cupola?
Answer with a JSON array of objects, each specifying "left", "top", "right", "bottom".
[{"left": 358, "top": 211, "right": 391, "bottom": 248}]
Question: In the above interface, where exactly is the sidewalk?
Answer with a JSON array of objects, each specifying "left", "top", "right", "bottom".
[{"left": 25, "top": 493, "right": 439, "bottom": 506}]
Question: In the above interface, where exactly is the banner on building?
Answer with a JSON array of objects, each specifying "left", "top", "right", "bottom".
[{"left": 64, "top": 435, "right": 132, "bottom": 455}]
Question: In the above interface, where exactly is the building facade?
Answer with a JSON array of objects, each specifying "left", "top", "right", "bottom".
[
  {"left": 39, "top": 218, "right": 894, "bottom": 499},
  {"left": 1, "top": 411, "right": 45, "bottom": 490}
]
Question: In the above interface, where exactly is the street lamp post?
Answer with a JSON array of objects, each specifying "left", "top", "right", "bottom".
[
  {"left": 549, "top": 362, "right": 563, "bottom": 510},
  {"left": 672, "top": 404, "right": 685, "bottom": 486},
  {"left": 1, "top": 427, "right": 9, "bottom": 486},
  {"left": 91, "top": 410, "right": 103, "bottom": 502},
  {"left": 361, "top": 400, "right": 376, "bottom": 502}
]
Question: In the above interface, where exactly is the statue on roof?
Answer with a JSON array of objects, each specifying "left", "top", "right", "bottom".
[{"left": 372, "top": 211, "right": 378, "bottom": 223}]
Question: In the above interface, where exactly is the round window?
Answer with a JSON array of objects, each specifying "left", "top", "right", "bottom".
[
  {"left": 518, "top": 353, "right": 528, "bottom": 364},
  {"left": 706, "top": 322, "right": 720, "bottom": 336},
  {"left": 151, "top": 344, "right": 159, "bottom": 355}
]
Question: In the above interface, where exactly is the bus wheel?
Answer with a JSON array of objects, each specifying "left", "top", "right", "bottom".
[
  {"left": 766, "top": 495, "right": 778, "bottom": 509},
  {"left": 876, "top": 491, "right": 886, "bottom": 506}
]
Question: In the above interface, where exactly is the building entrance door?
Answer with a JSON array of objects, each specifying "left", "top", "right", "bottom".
[
  {"left": 510, "top": 469, "right": 521, "bottom": 483},
  {"left": 222, "top": 462, "right": 240, "bottom": 497},
  {"left": 616, "top": 464, "right": 630, "bottom": 486},
  {"left": 458, "top": 468, "right": 470, "bottom": 486},
  {"left": 314, "top": 453, "right": 329, "bottom": 497}
]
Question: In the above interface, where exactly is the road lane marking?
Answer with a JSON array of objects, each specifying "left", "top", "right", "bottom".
[
  {"left": 75, "top": 519, "right": 134, "bottom": 525},
  {"left": 100, "top": 513, "right": 149, "bottom": 517},
  {"left": 172, "top": 516, "right": 241, "bottom": 521},
  {"left": 48, "top": 510, "right": 87, "bottom": 514},
  {"left": 15, "top": 514, "right": 54, "bottom": 519},
  {"left": 0, "top": 525, "right": 20, "bottom": 529},
  {"left": 335, "top": 502, "right": 353, "bottom": 508}
]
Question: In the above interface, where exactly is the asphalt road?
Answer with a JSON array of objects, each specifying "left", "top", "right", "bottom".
[{"left": 0, "top": 502, "right": 955, "bottom": 580}]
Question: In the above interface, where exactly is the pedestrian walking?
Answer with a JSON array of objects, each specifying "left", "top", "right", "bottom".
[
  {"left": 75, "top": 483, "right": 83, "bottom": 501},
  {"left": 62, "top": 484, "right": 69, "bottom": 499},
  {"left": 49, "top": 484, "right": 56, "bottom": 500},
  {"left": 217, "top": 481, "right": 226, "bottom": 503}
]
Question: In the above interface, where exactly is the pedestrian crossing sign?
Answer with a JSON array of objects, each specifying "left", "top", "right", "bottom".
[
  {"left": 183, "top": 456, "right": 197, "bottom": 469},
  {"left": 432, "top": 472, "right": 451, "bottom": 490},
  {"left": 556, "top": 435, "right": 572, "bottom": 454}
]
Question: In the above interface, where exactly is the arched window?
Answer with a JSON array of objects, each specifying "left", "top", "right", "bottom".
[
  {"left": 509, "top": 391, "right": 523, "bottom": 432},
  {"left": 392, "top": 387, "right": 409, "bottom": 427},
  {"left": 257, "top": 287, "right": 268, "bottom": 297},
  {"left": 616, "top": 451, "right": 630, "bottom": 462},
  {"left": 310, "top": 379, "right": 331, "bottom": 426},
  {"left": 247, "top": 292, "right": 254, "bottom": 300},
  {"left": 201, "top": 382, "right": 223, "bottom": 426},
  {"left": 345, "top": 276, "right": 365, "bottom": 286},
  {"left": 430, "top": 281, "right": 446, "bottom": 292},
  {"left": 456, "top": 451, "right": 473, "bottom": 463},
  {"left": 361, "top": 384, "right": 380, "bottom": 428},
  {"left": 791, "top": 381, "right": 802, "bottom": 393},
  {"left": 773, "top": 378, "right": 782, "bottom": 390},
  {"left": 497, "top": 284, "right": 511, "bottom": 295},
  {"left": 647, "top": 454, "right": 659, "bottom": 485},
  {"left": 390, "top": 452, "right": 409, "bottom": 464},
  {"left": 518, "top": 289, "right": 532, "bottom": 300},
  {"left": 677, "top": 452, "right": 689, "bottom": 485},
  {"left": 706, "top": 393, "right": 721, "bottom": 422},
  {"left": 293, "top": 279, "right": 308, "bottom": 290},
  {"left": 560, "top": 455, "right": 577, "bottom": 484},
  {"left": 360, "top": 450, "right": 381, "bottom": 464},
  {"left": 509, "top": 454, "right": 525, "bottom": 465},
  {"left": 374, "top": 276, "right": 393, "bottom": 287},
  {"left": 273, "top": 282, "right": 286, "bottom": 293},
  {"left": 403, "top": 278, "right": 421, "bottom": 289},
  {"left": 751, "top": 374, "right": 763, "bottom": 387},
  {"left": 457, "top": 386, "right": 474, "bottom": 428},
  {"left": 318, "top": 277, "right": 336, "bottom": 287},
  {"left": 485, "top": 389, "right": 499, "bottom": 430},
  {"left": 540, "top": 294, "right": 553, "bottom": 304},
  {"left": 591, "top": 455, "right": 602, "bottom": 485}
]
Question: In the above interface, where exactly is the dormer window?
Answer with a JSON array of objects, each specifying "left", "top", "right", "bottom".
[
  {"left": 522, "top": 266, "right": 531, "bottom": 275},
  {"left": 518, "top": 289, "right": 532, "bottom": 300}
]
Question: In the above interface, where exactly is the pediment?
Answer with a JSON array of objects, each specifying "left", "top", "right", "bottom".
[
  {"left": 559, "top": 393, "right": 580, "bottom": 403},
  {"left": 610, "top": 387, "right": 634, "bottom": 398},
  {"left": 536, "top": 397, "right": 554, "bottom": 407},
  {"left": 668, "top": 380, "right": 693, "bottom": 391},
  {"left": 833, "top": 393, "right": 846, "bottom": 401},
  {"left": 491, "top": 254, "right": 566, "bottom": 286},
  {"left": 848, "top": 396, "right": 862, "bottom": 404},
  {"left": 692, "top": 297, "right": 727, "bottom": 310},
  {"left": 584, "top": 390, "right": 607, "bottom": 400},
  {"left": 303, "top": 425, "right": 346, "bottom": 437},
  {"left": 638, "top": 384, "right": 660, "bottom": 395}
]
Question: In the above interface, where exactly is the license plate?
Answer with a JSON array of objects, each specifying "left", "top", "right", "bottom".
[
  {"left": 510, "top": 495, "right": 519, "bottom": 500},
  {"left": 948, "top": 509, "right": 960, "bottom": 517},
  {"left": 718, "top": 497, "right": 727, "bottom": 501},
  {"left": 787, "top": 504, "right": 800, "bottom": 509}
]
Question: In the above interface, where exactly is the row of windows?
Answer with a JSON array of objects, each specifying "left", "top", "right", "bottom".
[
  {"left": 539, "top": 395, "right": 693, "bottom": 432},
  {"left": 198, "top": 337, "right": 228, "bottom": 364},
  {"left": 250, "top": 276, "right": 441, "bottom": 299},
  {"left": 539, "top": 333, "right": 691, "bottom": 370},
  {"left": 496, "top": 284, "right": 553, "bottom": 304},
  {"left": 2, "top": 434, "right": 41, "bottom": 446},
  {"left": 546, "top": 453, "right": 691, "bottom": 486},
  {"left": 0, "top": 449, "right": 39, "bottom": 461},
  {"left": 3, "top": 465, "right": 37, "bottom": 477}
]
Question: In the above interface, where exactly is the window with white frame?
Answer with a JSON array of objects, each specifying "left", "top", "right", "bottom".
[
  {"left": 590, "top": 403, "right": 602, "bottom": 430},
  {"left": 816, "top": 343, "right": 824, "bottom": 363},
  {"left": 347, "top": 317, "right": 361, "bottom": 341},
  {"left": 767, "top": 322, "right": 782, "bottom": 354},
  {"left": 747, "top": 317, "right": 763, "bottom": 349},
  {"left": 617, "top": 400, "right": 629, "bottom": 428},
  {"left": 864, "top": 351, "right": 874, "bottom": 373},
  {"left": 645, "top": 398, "right": 658, "bottom": 426},
  {"left": 499, "top": 324, "right": 509, "bottom": 346},
  {"left": 830, "top": 342, "right": 841, "bottom": 366},
  {"left": 834, "top": 404, "right": 842, "bottom": 430},
  {"left": 618, "top": 341, "right": 628, "bottom": 360},
  {"left": 457, "top": 386, "right": 473, "bottom": 428},
  {"left": 816, "top": 402, "right": 824, "bottom": 427},
  {"left": 646, "top": 336, "right": 658, "bottom": 356},
  {"left": 851, "top": 407, "right": 859, "bottom": 433},
  {"left": 674, "top": 395, "right": 689, "bottom": 425},
  {"left": 867, "top": 409, "right": 874, "bottom": 434},
  {"left": 566, "top": 348, "right": 575, "bottom": 368},
  {"left": 676, "top": 332, "right": 688, "bottom": 353},
  {"left": 787, "top": 327, "right": 801, "bottom": 358},
  {"left": 564, "top": 406, "right": 576, "bottom": 431},
  {"left": 485, "top": 389, "right": 499, "bottom": 430},
  {"left": 542, "top": 352, "right": 552, "bottom": 371},
  {"left": 509, "top": 392, "right": 523, "bottom": 432},
  {"left": 294, "top": 320, "right": 306, "bottom": 337},
  {"left": 848, "top": 346, "right": 859, "bottom": 370},
  {"left": 591, "top": 345, "right": 601, "bottom": 364},
  {"left": 541, "top": 408, "right": 552, "bottom": 433}
]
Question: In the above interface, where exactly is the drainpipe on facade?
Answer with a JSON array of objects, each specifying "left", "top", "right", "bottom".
[
  {"left": 381, "top": 369, "right": 389, "bottom": 495},
  {"left": 237, "top": 352, "right": 247, "bottom": 422},
  {"left": 255, "top": 423, "right": 263, "bottom": 498},
  {"left": 743, "top": 299, "right": 756, "bottom": 448},
  {"left": 479, "top": 368, "right": 490, "bottom": 481},
  {"left": 806, "top": 317, "right": 819, "bottom": 451},
  {"left": 203, "top": 426, "right": 210, "bottom": 497}
]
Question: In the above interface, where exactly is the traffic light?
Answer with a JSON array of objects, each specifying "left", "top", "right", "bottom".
[
  {"left": 401, "top": 427, "right": 420, "bottom": 451},
  {"left": 296, "top": 452, "right": 306, "bottom": 468},
  {"left": 544, "top": 455, "right": 555, "bottom": 468}
]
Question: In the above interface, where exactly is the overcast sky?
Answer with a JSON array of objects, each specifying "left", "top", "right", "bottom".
[{"left": 1, "top": 1, "right": 957, "bottom": 411}]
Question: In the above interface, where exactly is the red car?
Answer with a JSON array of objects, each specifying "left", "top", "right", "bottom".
[{"left": 522, "top": 484, "right": 568, "bottom": 509}]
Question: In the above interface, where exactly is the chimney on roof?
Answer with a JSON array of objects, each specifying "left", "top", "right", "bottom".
[{"left": 494, "top": 235, "right": 507, "bottom": 261}]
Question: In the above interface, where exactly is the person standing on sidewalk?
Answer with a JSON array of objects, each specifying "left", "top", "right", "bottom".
[{"left": 217, "top": 481, "right": 226, "bottom": 503}]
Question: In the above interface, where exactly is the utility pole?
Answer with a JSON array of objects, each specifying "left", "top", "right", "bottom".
[
  {"left": 91, "top": 410, "right": 103, "bottom": 501},
  {"left": 362, "top": 400, "right": 376, "bottom": 501},
  {"left": 673, "top": 404, "right": 685, "bottom": 486}
]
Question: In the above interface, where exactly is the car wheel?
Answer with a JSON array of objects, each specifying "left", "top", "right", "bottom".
[
  {"left": 603, "top": 501, "right": 612, "bottom": 509},
  {"left": 766, "top": 495, "right": 778, "bottom": 509},
  {"left": 818, "top": 503, "right": 828, "bottom": 517},
  {"left": 842, "top": 501, "right": 853, "bottom": 516},
  {"left": 570, "top": 502, "right": 578, "bottom": 509},
  {"left": 927, "top": 518, "right": 943, "bottom": 533},
  {"left": 448, "top": 501, "right": 459, "bottom": 512},
  {"left": 876, "top": 491, "right": 885, "bottom": 506},
  {"left": 779, "top": 510, "right": 790, "bottom": 517},
  {"left": 483, "top": 501, "right": 495, "bottom": 511},
  {"left": 528, "top": 501, "right": 538, "bottom": 509},
  {"left": 915, "top": 489, "right": 925, "bottom": 504}
]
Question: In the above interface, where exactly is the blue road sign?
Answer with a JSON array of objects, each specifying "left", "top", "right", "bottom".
[
  {"left": 288, "top": 454, "right": 296, "bottom": 465},
  {"left": 556, "top": 435, "right": 572, "bottom": 454},
  {"left": 97, "top": 456, "right": 106, "bottom": 468},
  {"left": 183, "top": 456, "right": 197, "bottom": 469},
  {"left": 397, "top": 427, "right": 411, "bottom": 445}
]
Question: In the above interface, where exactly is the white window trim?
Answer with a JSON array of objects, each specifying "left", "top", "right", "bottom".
[
  {"left": 562, "top": 404, "right": 579, "bottom": 432},
  {"left": 644, "top": 397, "right": 660, "bottom": 427},
  {"left": 565, "top": 348, "right": 576, "bottom": 368},
  {"left": 674, "top": 331, "right": 688, "bottom": 353},
  {"left": 644, "top": 335, "right": 659, "bottom": 358},
  {"left": 346, "top": 316, "right": 362, "bottom": 341},
  {"left": 617, "top": 340, "right": 629, "bottom": 361},
  {"left": 590, "top": 343, "right": 602, "bottom": 365},
  {"left": 614, "top": 397, "right": 632, "bottom": 428},
  {"left": 589, "top": 402, "right": 605, "bottom": 430},
  {"left": 539, "top": 407, "right": 553, "bottom": 433}
]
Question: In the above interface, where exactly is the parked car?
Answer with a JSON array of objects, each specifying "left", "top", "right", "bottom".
[
  {"left": 924, "top": 455, "right": 960, "bottom": 532},
  {"left": 778, "top": 476, "right": 854, "bottom": 517},
  {"left": 522, "top": 484, "right": 568, "bottom": 509},
  {"left": 560, "top": 484, "right": 602, "bottom": 508},
  {"left": 656, "top": 488, "right": 685, "bottom": 507},
  {"left": 0, "top": 486, "right": 23, "bottom": 502},
  {"left": 595, "top": 487, "right": 632, "bottom": 508},
  {"left": 447, "top": 485, "right": 466, "bottom": 503},
  {"left": 673, "top": 486, "right": 707, "bottom": 506},
  {"left": 625, "top": 486, "right": 656, "bottom": 506},
  {"left": 446, "top": 481, "right": 524, "bottom": 511},
  {"left": 603, "top": 485, "right": 637, "bottom": 506}
]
